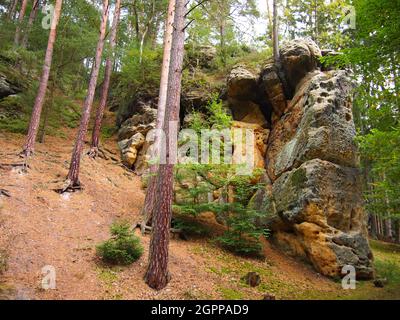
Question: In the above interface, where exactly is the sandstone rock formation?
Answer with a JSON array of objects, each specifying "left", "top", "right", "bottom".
[
  {"left": 227, "top": 38, "right": 374, "bottom": 279},
  {"left": 117, "top": 104, "right": 156, "bottom": 170},
  {"left": 0, "top": 72, "right": 22, "bottom": 99},
  {"left": 116, "top": 38, "right": 374, "bottom": 279}
]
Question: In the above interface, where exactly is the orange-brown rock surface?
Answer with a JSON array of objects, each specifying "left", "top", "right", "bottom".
[{"left": 228, "top": 38, "right": 374, "bottom": 279}]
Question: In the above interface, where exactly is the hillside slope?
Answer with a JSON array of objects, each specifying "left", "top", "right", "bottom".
[{"left": 0, "top": 131, "right": 399, "bottom": 300}]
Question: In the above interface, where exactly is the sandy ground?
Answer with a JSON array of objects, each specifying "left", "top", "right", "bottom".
[{"left": 0, "top": 130, "right": 340, "bottom": 300}]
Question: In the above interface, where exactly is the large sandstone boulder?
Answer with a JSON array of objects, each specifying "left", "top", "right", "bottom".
[
  {"left": 279, "top": 38, "right": 322, "bottom": 97},
  {"left": 260, "top": 61, "right": 287, "bottom": 117},
  {"left": 0, "top": 73, "right": 22, "bottom": 99},
  {"left": 254, "top": 40, "right": 374, "bottom": 279},
  {"left": 118, "top": 132, "right": 145, "bottom": 167},
  {"left": 232, "top": 121, "right": 269, "bottom": 174},
  {"left": 117, "top": 104, "right": 156, "bottom": 169},
  {"left": 271, "top": 159, "right": 373, "bottom": 278},
  {"left": 226, "top": 66, "right": 267, "bottom": 126},
  {"left": 266, "top": 70, "right": 358, "bottom": 181},
  {"left": 118, "top": 104, "right": 157, "bottom": 141},
  {"left": 186, "top": 45, "right": 217, "bottom": 69}
]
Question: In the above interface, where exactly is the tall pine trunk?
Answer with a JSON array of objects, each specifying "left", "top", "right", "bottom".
[
  {"left": 144, "top": 0, "right": 186, "bottom": 291},
  {"left": 14, "top": 0, "right": 28, "bottom": 46},
  {"left": 272, "top": 0, "right": 279, "bottom": 63},
  {"left": 22, "top": 0, "right": 63, "bottom": 156},
  {"left": 66, "top": 0, "right": 109, "bottom": 188},
  {"left": 142, "top": 0, "right": 175, "bottom": 228},
  {"left": 38, "top": 78, "right": 55, "bottom": 144},
  {"left": 90, "top": 0, "right": 121, "bottom": 155},
  {"left": 22, "top": 0, "right": 40, "bottom": 48}
]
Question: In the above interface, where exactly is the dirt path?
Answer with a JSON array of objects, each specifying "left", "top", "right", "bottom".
[{"left": 0, "top": 131, "right": 343, "bottom": 300}]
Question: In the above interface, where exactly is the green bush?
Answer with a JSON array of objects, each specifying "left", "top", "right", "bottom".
[{"left": 96, "top": 222, "right": 143, "bottom": 265}]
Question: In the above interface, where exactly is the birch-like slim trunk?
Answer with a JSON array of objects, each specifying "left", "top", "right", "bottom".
[
  {"left": 145, "top": 0, "right": 186, "bottom": 290},
  {"left": 272, "top": 0, "right": 280, "bottom": 63},
  {"left": 22, "top": 0, "right": 63, "bottom": 156},
  {"left": 90, "top": 0, "right": 121, "bottom": 155},
  {"left": 14, "top": 0, "right": 28, "bottom": 46},
  {"left": 142, "top": 0, "right": 175, "bottom": 227},
  {"left": 22, "top": 0, "right": 40, "bottom": 48},
  {"left": 66, "top": 0, "right": 109, "bottom": 187},
  {"left": 7, "top": 0, "right": 19, "bottom": 20}
]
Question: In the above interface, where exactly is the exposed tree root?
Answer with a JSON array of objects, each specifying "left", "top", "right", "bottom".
[{"left": 54, "top": 179, "right": 83, "bottom": 194}]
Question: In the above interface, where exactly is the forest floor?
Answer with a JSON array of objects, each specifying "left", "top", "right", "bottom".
[{"left": 0, "top": 130, "right": 399, "bottom": 300}]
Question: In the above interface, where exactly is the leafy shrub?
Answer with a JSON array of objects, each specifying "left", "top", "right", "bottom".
[{"left": 96, "top": 222, "right": 143, "bottom": 265}]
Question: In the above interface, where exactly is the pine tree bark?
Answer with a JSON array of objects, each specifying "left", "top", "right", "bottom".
[
  {"left": 144, "top": 0, "right": 186, "bottom": 291},
  {"left": 142, "top": 0, "right": 175, "bottom": 227},
  {"left": 272, "top": 0, "right": 279, "bottom": 63},
  {"left": 14, "top": 0, "right": 28, "bottom": 46},
  {"left": 38, "top": 78, "right": 54, "bottom": 144},
  {"left": 89, "top": 0, "right": 121, "bottom": 156},
  {"left": 66, "top": 0, "right": 109, "bottom": 188},
  {"left": 22, "top": 0, "right": 63, "bottom": 156},
  {"left": 22, "top": 0, "right": 40, "bottom": 48}
]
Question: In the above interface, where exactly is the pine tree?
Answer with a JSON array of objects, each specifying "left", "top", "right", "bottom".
[
  {"left": 89, "top": 0, "right": 122, "bottom": 157},
  {"left": 14, "top": 0, "right": 28, "bottom": 46},
  {"left": 272, "top": 0, "right": 279, "bottom": 62},
  {"left": 22, "top": 0, "right": 63, "bottom": 157},
  {"left": 144, "top": 0, "right": 186, "bottom": 290},
  {"left": 22, "top": 0, "right": 40, "bottom": 48},
  {"left": 65, "top": 0, "right": 109, "bottom": 189},
  {"left": 141, "top": 0, "right": 175, "bottom": 228}
]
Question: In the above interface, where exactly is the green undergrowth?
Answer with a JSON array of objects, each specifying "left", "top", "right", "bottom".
[{"left": 190, "top": 239, "right": 400, "bottom": 300}]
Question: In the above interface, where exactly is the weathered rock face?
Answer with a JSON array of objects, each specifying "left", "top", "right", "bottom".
[
  {"left": 229, "top": 38, "right": 374, "bottom": 279},
  {"left": 226, "top": 65, "right": 268, "bottom": 127},
  {"left": 117, "top": 104, "right": 156, "bottom": 170},
  {"left": 0, "top": 73, "right": 22, "bottom": 99},
  {"left": 116, "top": 38, "right": 374, "bottom": 279}
]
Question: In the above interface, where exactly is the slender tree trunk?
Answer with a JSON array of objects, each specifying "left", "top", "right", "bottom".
[
  {"left": 385, "top": 216, "right": 393, "bottom": 241},
  {"left": 7, "top": 0, "right": 19, "bottom": 20},
  {"left": 266, "top": 0, "right": 273, "bottom": 41},
  {"left": 38, "top": 79, "right": 54, "bottom": 144},
  {"left": 139, "top": 0, "right": 156, "bottom": 64},
  {"left": 14, "top": 0, "right": 28, "bottom": 46},
  {"left": 397, "top": 220, "right": 400, "bottom": 244},
  {"left": 22, "top": 0, "right": 63, "bottom": 156},
  {"left": 90, "top": 0, "right": 121, "bottom": 155},
  {"left": 272, "top": 0, "right": 280, "bottom": 63},
  {"left": 144, "top": 0, "right": 186, "bottom": 291},
  {"left": 370, "top": 213, "right": 377, "bottom": 239},
  {"left": 22, "top": 0, "right": 40, "bottom": 48},
  {"left": 378, "top": 215, "right": 383, "bottom": 240},
  {"left": 66, "top": 0, "right": 109, "bottom": 188},
  {"left": 219, "top": 21, "right": 226, "bottom": 66},
  {"left": 142, "top": 0, "right": 175, "bottom": 228}
]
